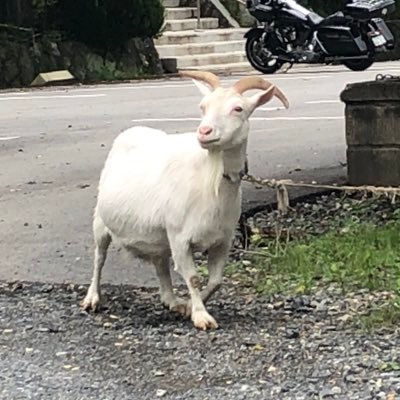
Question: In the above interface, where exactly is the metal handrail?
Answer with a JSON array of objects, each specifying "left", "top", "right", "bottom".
[
  {"left": 197, "top": 0, "right": 201, "bottom": 28},
  {"left": 195, "top": 0, "right": 243, "bottom": 29}
]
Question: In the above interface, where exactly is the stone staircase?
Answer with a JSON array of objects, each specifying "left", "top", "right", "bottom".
[{"left": 155, "top": 0, "right": 252, "bottom": 73}]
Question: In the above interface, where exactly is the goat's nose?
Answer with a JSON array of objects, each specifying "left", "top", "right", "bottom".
[{"left": 198, "top": 126, "right": 213, "bottom": 136}]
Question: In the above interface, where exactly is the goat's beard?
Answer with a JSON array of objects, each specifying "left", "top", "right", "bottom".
[{"left": 203, "top": 150, "right": 224, "bottom": 197}]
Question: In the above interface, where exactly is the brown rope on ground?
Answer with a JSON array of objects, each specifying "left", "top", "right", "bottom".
[{"left": 243, "top": 174, "right": 400, "bottom": 214}]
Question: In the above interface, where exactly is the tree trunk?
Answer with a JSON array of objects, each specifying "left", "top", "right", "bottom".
[{"left": 4, "top": 0, "right": 33, "bottom": 26}]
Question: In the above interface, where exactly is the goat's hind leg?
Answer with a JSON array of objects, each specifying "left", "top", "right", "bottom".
[
  {"left": 82, "top": 216, "right": 111, "bottom": 311},
  {"left": 201, "top": 241, "right": 230, "bottom": 304},
  {"left": 154, "top": 256, "right": 187, "bottom": 316},
  {"left": 184, "top": 241, "right": 230, "bottom": 317}
]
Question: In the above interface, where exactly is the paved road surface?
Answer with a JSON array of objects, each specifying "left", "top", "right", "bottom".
[{"left": 1, "top": 62, "right": 400, "bottom": 286}]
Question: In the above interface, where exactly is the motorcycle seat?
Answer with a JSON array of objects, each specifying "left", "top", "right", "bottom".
[{"left": 318, "top": 11, "right": 348, "bottom": 26}]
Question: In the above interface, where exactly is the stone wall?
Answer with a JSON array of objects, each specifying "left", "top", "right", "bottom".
[
  {"left": 0, "top": 33, "right": 163, "bottom": 89},
  {"left": 341, "top": 79, "right": 400, "bottom": 186}
]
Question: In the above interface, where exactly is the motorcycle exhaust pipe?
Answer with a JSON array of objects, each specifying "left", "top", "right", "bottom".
[{"left": 325, "top": 55, "right": 371, "bottom": 62}]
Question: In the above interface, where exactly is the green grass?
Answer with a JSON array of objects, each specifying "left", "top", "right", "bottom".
[
  {"left": 359, "top": 298, "right": 400, "bottom": 330},
  {"left": 227, "top": 219, "right": 400, "bottom": 327}
]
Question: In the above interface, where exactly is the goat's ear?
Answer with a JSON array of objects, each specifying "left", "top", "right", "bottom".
[
  {"left": 192, "top": 79, "right": 213, "bottom": 96},
  {"left": 248, "top": 86, "right": 275, "bottom": 113}
]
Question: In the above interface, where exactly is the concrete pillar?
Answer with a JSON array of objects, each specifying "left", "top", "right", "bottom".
[{"left": 340, "top": 78, "right": 400, "bottom": 186}]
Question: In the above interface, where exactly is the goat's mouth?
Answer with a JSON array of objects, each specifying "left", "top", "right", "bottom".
[{"left": 198, "top": 138, "right": 220, "bottom": 148}]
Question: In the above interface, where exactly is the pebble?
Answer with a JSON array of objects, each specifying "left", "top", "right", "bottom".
[
  {"left": 156, "top": 389, "right": 167, "bottom": 397},
  {"left": 41, "top": 284, "right": 53, "bottom": 293},
  {"left": 285, "top": 328, "right": 300, "bottom": 339}
]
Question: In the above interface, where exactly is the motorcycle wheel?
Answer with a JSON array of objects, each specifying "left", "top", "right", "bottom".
[
  {"left": 343, "top": 58, "right": 374, "bottom": 71},
  {"left": 245, "top": 32, "right": 282, "bottom": 74}
]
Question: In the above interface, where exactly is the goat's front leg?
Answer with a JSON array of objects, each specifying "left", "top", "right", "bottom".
[
  {"left": 169, "top": 237, "right": 218, "bottom": 330},
  {"left": 201, "top": 241, "right": 230, "bottom": 304}
]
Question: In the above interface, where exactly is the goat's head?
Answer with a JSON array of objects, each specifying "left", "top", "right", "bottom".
[{"left": 180, "top": 70, "right": 289, "bottom": 150}]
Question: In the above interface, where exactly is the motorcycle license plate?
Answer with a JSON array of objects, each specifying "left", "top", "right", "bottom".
[{"left": 372, "top": 34, "right": 387, "bottom": 47}]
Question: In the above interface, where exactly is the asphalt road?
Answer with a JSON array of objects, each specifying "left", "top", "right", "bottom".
[{"left": 1, "top": 61, "right": 400, "bottom": 286}]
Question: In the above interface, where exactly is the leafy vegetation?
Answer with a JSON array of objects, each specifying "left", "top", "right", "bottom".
[
  {"left": 56, "top": 0, "right": 164, "bottom": 52},
  {"left": 241, "top": 220, "right": 400, "bottom": 294},
  {"left": 223, "top": 198, "right": 400, "bottom": 327},
  {"left": 0, "top": 0, "right": 164, "bottom": 52}
]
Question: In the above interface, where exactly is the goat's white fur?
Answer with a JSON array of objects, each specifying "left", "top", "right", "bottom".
[
  {"left": 97, "top": 127, "right": 237, "bottom": 254},
  {"left": 82, "top": 73, "right": 288, "bottom": 330}
]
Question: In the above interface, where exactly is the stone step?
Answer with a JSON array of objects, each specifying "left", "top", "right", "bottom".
[
  {"left": 155, "top": 28, "right": 248, "bottom": 45},
  {"left": 165, "top": 7, "right": 197, "bottom": 20},
  {"left": 173, "top": 50, "right": 247, "bottom": 68},
  {"left": 164, "top": 18, "right": 219, "bottom": 32},
  {"left": 181, "top": 61, "right": 254, "bottom": 74},
  {"left": 163, "top": 0, "right": 180, "bottom": 7},
  {"left": 157, "top": 40, "right": 245, "bottom": 57}
]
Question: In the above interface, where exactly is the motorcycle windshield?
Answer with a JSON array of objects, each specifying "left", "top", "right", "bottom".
[{"left": 282, "top": 0, "right": 311, "bottom": 16}]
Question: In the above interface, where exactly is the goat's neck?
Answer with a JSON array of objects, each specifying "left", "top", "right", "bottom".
[{"left": 222, "top": 140, "right": 247, "bottom": 183}]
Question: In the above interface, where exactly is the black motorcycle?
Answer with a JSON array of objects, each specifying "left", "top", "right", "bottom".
[{"left": 245, "top": 0, "right": 396, "bottom": 73}]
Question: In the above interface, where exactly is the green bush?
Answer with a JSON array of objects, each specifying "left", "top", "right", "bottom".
[
  {"left": 392, "top": 0, "right": 400, "bottom": 19},
  {"left": 55, "top": 0, "right": 164, "bottom": 52}
]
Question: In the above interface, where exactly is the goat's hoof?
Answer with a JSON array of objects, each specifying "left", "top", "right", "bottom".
[
  {"left": 192, "top": 310, "right": 218, "bottom": 330},
  {"left": 81, "top": 292, "right": 101, "bottom": 312},
  {"left": 169, "top": 299, "right": 189, "bottom": 317}
]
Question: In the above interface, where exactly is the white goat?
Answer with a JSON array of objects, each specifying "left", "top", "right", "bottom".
[{"left": 82, "top": 71, "right": 289, "bottom": 330}]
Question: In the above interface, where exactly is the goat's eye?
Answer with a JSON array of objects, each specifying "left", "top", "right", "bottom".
[{"left": 234, "top": 106, "right": 243, "bottom": 113}]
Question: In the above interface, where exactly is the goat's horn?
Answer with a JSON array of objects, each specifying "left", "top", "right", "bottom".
[
  {"left": 179, "top": 70, "right": 220, "bottom": 89},
  {"left": 233, "top": 76, "right": 289, "bottom": 109}
]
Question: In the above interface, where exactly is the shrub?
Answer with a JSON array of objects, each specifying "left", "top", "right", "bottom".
[{"left": 55, "top": 0, "right": 164, "bottom": 52}]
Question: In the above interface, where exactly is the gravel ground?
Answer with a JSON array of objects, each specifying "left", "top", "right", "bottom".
[
  {"left": 2, "top": 192, "right": 400, "bottom": 400},
  {"left": 248, "top": 192, "right": 400, "bottom": 241},
  {"left": 1, "top": 281, "right": 400, "bottom": 400}
]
